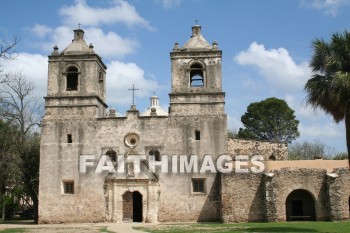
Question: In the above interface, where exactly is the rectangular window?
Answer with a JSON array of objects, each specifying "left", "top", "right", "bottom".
[
  {"left": 66, "top": 75, "right": 78, "bottom": 90},
  {"left": 63, "top": 181, "right": 74, "bottom": 194},
  {"left": 67, "top": 134, "right": 72, "bottom": 143},
  {"left": 98, "top": 71, "right": 104, "bottom": 83},
  {"left": 192, "top": 178, "right": 206, "bottom": 193},
  {"left": 127, "top": 162, "right": 135, "bottom": 177},
  {"left": 195, "top": 130, "right": 201, "bottom": 140}
]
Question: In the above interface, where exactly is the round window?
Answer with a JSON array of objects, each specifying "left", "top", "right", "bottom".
[{"left": 124, "top": 133, "right": 139, "bottom": 148}]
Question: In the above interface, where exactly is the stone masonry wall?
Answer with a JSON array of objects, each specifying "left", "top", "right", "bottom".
[
  {"left": 328, "top": 168, "right": 350, "bottom": 220},
  {"left": 269, "top": 168, "right": 329, "bottom": 221},
  {"left": 228, "top": 139, "right": 288, "bottom": 161},
  {"left": 221, "top": 172, "right": 265, "bottom": 222}
]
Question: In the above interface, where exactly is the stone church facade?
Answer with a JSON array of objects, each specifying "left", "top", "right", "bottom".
[{"left": 39, "top": 25, "right": 350, "bottom": 223}]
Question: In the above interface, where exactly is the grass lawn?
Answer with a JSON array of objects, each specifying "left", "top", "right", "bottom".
[
  {"left": 0, "top": 229, "right": 26, "bottom": 233},
  {"left": 133, "top": 221, "right": 350, "bottom": 233}
]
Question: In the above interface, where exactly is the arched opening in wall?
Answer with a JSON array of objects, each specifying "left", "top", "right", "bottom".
[
  {"left": 106, "top": 149, "right": 117, "bottom": 162},
  {"left": 98, "top": 69, "right": 104, "bottom": 95},
  {"left": 149, "top": 149, "right": 161, "bottom": 161},
  {"left": 190, "top": 63, "right": 204, "bottom": 87},
  {"left": 66, "top": 66, "right": 79, "bottom": 91},
  {"left": 133, "top": 191, "right": 143, "bottom": 222},
  {"left": 286, "top": 189, "right": 316, "bottom": 221},
  {"left": 122, "top": 191, "right": 143, "bottom": 222},
  {"left": 269, "top": 154, "right": 276, "bottom": 161}
]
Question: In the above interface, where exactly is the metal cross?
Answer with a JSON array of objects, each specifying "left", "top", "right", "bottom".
[
  {"left": 78, "top": 23, "right": 82, "bottom": 29},
  {"left": 195, "top": 19, "right": 199, "bottom": 25},
  {"left": 128, "top": 84, "right": 139, "bottom": 105},
  {"left": 152, "top": 91, "right": 156, "bottom": 96}
]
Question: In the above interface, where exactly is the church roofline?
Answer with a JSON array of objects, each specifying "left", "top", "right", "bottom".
[
  {"left": 169, "top": 92, "right": 225, "bottom": 96},
  {"left": 170, "top": 50, "right": 222, "bottom": 58},
  {"left": 44, "top": 95, "right": 108, "bottom": 108},
  {"left": 48, "top": 53, "right": 107, "bottom": 69}
]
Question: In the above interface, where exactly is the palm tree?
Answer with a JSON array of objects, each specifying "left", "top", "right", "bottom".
[{"left": 305, "top": 30, "right": 350, "bottom": 167}]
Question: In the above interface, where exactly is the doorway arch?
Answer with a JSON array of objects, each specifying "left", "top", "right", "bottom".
[
  {"left": 122, "top": 191, "right": 143, "bottom": 222},
  {"left": 286, "top": 189, "right": 316, "bottom": 221}
]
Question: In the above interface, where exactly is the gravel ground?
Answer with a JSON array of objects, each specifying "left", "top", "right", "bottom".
[
  {"left": 25, "top": 227, "right": 105, "bottom": 233},
  {"left": 0, "top": 223, "right": 111, "bottom": 233}
]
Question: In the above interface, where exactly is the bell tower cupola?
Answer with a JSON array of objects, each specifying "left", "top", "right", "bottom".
[
  {"left": 45, "top": 28, "right": 107, "bottom": 118},
  {"left": 169, "top": 24, "right": 225, "bottom": 116}
]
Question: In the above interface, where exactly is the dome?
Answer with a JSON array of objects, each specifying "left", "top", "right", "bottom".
[
  {"left": 181, "top": 25, "right": 211, "bottom": 50},
  {"left": 141, "top": 95, "right": 168, "bottom": 116},
  {"left": 61, "top": 29, "right": 94, "bottom": 55}
]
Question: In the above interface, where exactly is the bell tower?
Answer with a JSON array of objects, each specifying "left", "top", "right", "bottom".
[
  {"left": 169, "top": 24, "right": 225, "bottom": 116},
  {"left": 45, "top": 28, "right": 107, "bottom": 118},
  {"left": 168, "top": 24, "right": 227, "bottom": 159}
]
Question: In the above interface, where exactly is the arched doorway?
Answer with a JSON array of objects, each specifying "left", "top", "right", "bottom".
[
  {"left": 133, "top": 192, "right": 143, "bottom": 222},
  {"left": 122, "top": 191, "right": 143, "bottom": 222},
  {"left": 286, "top": 189, "right": 316, "bottom": 221}
]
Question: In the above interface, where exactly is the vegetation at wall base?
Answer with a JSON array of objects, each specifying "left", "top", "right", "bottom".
[{"left": 133, "top": 221, "right": 350, "bottom": 233}]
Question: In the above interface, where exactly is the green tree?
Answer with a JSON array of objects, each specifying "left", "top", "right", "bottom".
[
  {"left": 332, "top": 152, "right": 348, "bottom": 160},
  {"left": 0, "top": 73, "right": 42, "bottom": 222},
  {"left": 0, "top": 120, "right": 20, "bottom": 222},
  {"left": 237, "top": 97, "right": 300, "bottom": 143},
  {"left": 0, "top": 35, "right": 20, "bottom": 222},
  {"left": 305, "top": 30, "right": 350, "bottom": 167}
]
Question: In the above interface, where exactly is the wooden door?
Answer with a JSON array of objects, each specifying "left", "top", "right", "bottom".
[{"left": 123, "top": 192, "right": 133, "bottom": 221}]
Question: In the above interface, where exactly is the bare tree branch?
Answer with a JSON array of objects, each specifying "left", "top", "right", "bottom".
[
  {"left": 0, "top": 35, "right": 20, "bottom": 60},
  {"left": 0, "top": 72, "right": 42, "bottom": 139}
]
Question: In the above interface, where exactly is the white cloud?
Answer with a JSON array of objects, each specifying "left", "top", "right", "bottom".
[
  {"left": 0, "top": 54, "right": 163, "bottom": 113},
  {"left": 1, "top": 54, "right": 162, "bottom": 112},
  {"left": 234, "top": 42, "right": 311, "bottom": 92},
  {"left": 284, "top": 94, "right": 324, "bottom": 120},
  {"left": 33, "top": 25, "right": 73, "bottom": 52},
  {"left": 84, "top": 27, "right": 138, "bottom": 58},
  {"left": 301, "top": 0, "right": 350, "bottom": 16},
  {"left": 1, "top": 53, "right": 48, "bottom": 99},
  {"left": 31, "top": 25, "right": 139, "bottom": 59},
  {"left": 32, "top": 24, "right": 53, "bottom": 37},
  {"left": 30, "top": 1, "right": 151, "bottom": 58},
  {"left": 299, "top": 123, "right": 343, "bottom": 138},
  {"left": 106, "top": 61, "right": 161, "bottom": 107},
  {"left": 233, "top": 43, "right": 345, "bottom": 143},
  {"left": 60, "top": 0, "right": 153, "bottom": 30},
  {"left": 159, "top": 0, "right": 182, "bottom": 9}
]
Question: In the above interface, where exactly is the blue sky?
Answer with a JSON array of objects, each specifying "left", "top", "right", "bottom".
[{"left": 1, "top": 0, "right": 350, "bottom": 152}]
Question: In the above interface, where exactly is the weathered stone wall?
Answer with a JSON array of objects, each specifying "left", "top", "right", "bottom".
[
  {"left": 170, "top": 54, "right": 222, "bottom": 93},
  {"left": 328, "top": 168, "right": 350, "bottom": 220},
  {"left": 220, "top": 167, "right": 349, "bottom": 223},
  {"left": 158, "top": 173, "right": 221, "bottom": 222},
  {"left": 39, "top": 109, "right": 227, "bottom": 223},
  {"left": 156, "top": 114, "right": 226, "bottom": 222},
  {"left": 40, "top": 26, "right": 350, "bottom": 225},
  {"left": 268, "top": 168, "right": 329, "bottom": 221},
  {"left": 228, "top": 138, "right": 288, "bottom": 160},
  {"left": 39, "top": 118, "right": 109, "bottom": 223},
  {"left": 221, "top": 172, "right": 265, "bottom": 222}
]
